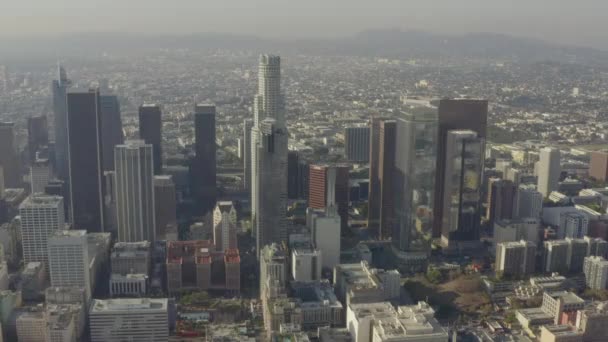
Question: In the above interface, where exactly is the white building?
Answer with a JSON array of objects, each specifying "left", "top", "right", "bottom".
[
  {"left": 334, "top": 261, "right": 400, "bottom": 305},
  {"left": 372, "top": 302, "right": 449, "bottom": 342},
  {"left": 114, "top": 140, "right": 156, "bottom": 243},
  {"left": 495, "top": 240, "right": 536, "bottom": 277},
  {"left": 109, "top": 274, "right": 148, "bottom": 297},
  {"left": 213, "top": 201, "right": 237, "bottom": 251},
  {"left": 291, "top": 247, "right": 322, "bottom": 281},
  {"left": 493, "top": 218, "right": 540, "bottom": 246},
  {"left": 89, "top": 298, "right": 169, "bottom": 342},
  {"left": 308, "top": 208, "right": 341, "bottom": 270},
  {"left": 347, "top": 302, "right": 396, "bottom": 342},
  {"left": 537, "top": 147, "right": 561, "bottom": 197},
  {"left": 29, "top": 159, "right": 51, "bottom": 194},
  {"left": 516, "top": 184, "right": 543, "bottom": 219},
  {"left": 584, "top": 256, "right": 608, "bottom": 290},
  {"left": 16, "top": 310, "right": 48, "bottom": 342},
  {"left": 19, "top": 195, "right": 65, "bottom": 265},
  {"left": 48, "top": 230, "right": 91, "bottom": 300}
]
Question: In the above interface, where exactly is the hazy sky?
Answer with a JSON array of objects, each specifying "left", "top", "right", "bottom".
[{"left": 2, "top": 0, "right": 607, "bottom": 48}]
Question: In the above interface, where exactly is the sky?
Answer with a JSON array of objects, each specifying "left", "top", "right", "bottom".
[{"left": 1, "top": 0, "right": 607, "bottom": 48}]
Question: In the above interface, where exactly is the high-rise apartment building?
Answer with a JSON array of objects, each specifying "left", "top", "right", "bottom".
[
  {"left": 589, "top": 151, "right": 608, "bottom": 182},
  {"left": 439, "top": 130, "right": 484, "bottom": 248},
  {"left": 433, "top": 99, "right": 487, "bottom": 238},
  {"left": 537, "top": 147, "right": 561, "bottom": 198},
  {"left": 52, "top": 65, "right": 71, "bottom": 181},
  {"left": 344, "top": 125, "right": 370, "bottom": 163},
  {"left": 114, "top": 141, "right": 155, "bottom": 243},
  {"left": 584, "top": 256, "right": 608, "bottom": 290},
  {"left": 394, "top": 112, "right": 436, "bottom": 252},
  {"left": 487, "top": 178, "right": 516, "bottom": 226},
  {"left": 138, "top": 104, "right": 162, "bottom": 175},
  {"left": 19, "top": 195, "right": 65, "bottom": 265},
  {"left": 27, "top": 115, "right": 49, "bottom": 164},
  {"left": 243, "top": 118, "right": 253, "bottom": 190},
  {"left": 48, "top": 230, "right": 91, "bottom": 299},
  {"left": 213, "top": 201, "right": 237, "bottom": 251},
  {"left": 193, "top": 104, "right": 217, "bottom": 215},
  {"left": 153, "top": 175, "right": 176, "bottom": 240},
  {"left": 496, "top": 240, "right": 536, "bottom": 278},
  {"left": 309, "top": 164, "right": 350, "bottom": 229},
  {"left": 558, "top": 211, "right": 588, "bottom": 239},
  {"left": 67, "top": 89, "right": 105, "bottom": 233},
  {"left": 0, "top": 122, "right": 19, "bottom": 188},
  {"left": 543, "top": 240, "right": 570, "bottom": 274},
  {"left": 516, "top": 184, "right": 543, "bottom": 219},
  {"left": 100, "top": 95, "right": 124, "bottom": 172}
]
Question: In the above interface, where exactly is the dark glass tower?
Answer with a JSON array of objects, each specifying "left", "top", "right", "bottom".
[
  {"left": 67, "top": 89, "right": 105, "bottom": 233},
  {"left": 138, "top": 104, "right": 162, "bottom": 174},
  {"left": 52, "top": 65, "right": 71, "bottom": 181},
  {"left": 27, "top": 115, "right": 49, "bottom": 163},
  {"left": 194, "top": 104, "right": 217, "bottom": 215}
]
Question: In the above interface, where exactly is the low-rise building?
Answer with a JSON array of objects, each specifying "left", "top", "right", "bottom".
[
  {"left": 291, "top": 280, "right": 343, "bottom": 329},
  {"left": 334, "top": 261, "right": 400, "bottom": 305},
  {"left": 575, "top": 301, "right": 608, "bottom": 341},
  {"left": 539, "top": 325, "right": 583, "bottom": 342},
  {"left": 109, "top": 274, "right": 148, "bottom": 297}
]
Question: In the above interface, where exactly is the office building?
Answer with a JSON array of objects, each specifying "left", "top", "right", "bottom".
[
  {"left": 89, "top": 298, "right": 169, "bottom": 342},
  {"left": 52, "top": 65, "right": 71, "bottom": 181},
  {"left": 243, "top": 118, "right": 253, "bottom": 190},
  {"left": 493, "top": 218, "right": 540, "bottom": 245},
  {"left": 308, "top": 208, "right": 341, "bottom": 270},
  {"left": 16, "top": 309, "right": 48, "bottom": 342},
  {"left": 539, "top": 325, "right": 583, "bottom": 342},
  {"left": 544, "top": 240, "right": 570, "bottom": 274},
  {"left": 154, "top": 175, "right": 176, "bottom": 240},
  {"left": 291, "top": 245, "right": 322, "bottom": 281},
  {"left": 0, "top": 122, "right": 19, "bottom": 188},
  {"left": 584, "top": 256, "right": 608, "bottom": 290},
  {"left": 333, "top": 261, "right": 400, "bottom": 305},
  {"left": 27, "top": 115, "right": 49, "bottom": 164},
  {"left": 213, "top": 201, "right": 237, "bottom": 251},
  {"left": 309, "top": 164, "right": 350, "bottom": 229},
  {"left": 111, "top": 241, "right": 151, "bottom": 276},
  {"left": 586, "top": 236, "right": 608, "bottom": 258},
  {"left": 290, "top": 281, "right": 343, "bottom": 330},
  {"left": 393, "top": 112, "right": 436, "bottom": 252},
  {"left": 495, "top": 240, "right": 536, "bottom": 278},
  {"left": 433, "top": 99, "right": 487, "bottom": 238},
  {"left": 20, "top": 195, "right": 65, "bottom": 265},
  {"left": 538, "top": 147, "right": 561, "bottom": 197},
  {"left": 48, "top": 230, "right": 91, "bottom": 299},
  {"left": 138, "top": 104, "right": 162, "bottom": 174},
  {"left": 114, "top": 140, "right": 156, "bottom": 243},
  {"left": 260, "top": 243, "right": 288, "bottom": 299},
  {"left": 287, "top": 151, "right": 301, "bottom": 199},
  {"left": 100, "top": 95, "right": 124, "bottom": 172},
  {"left": 30, "top": 159, "right": 52, "bottom": 194},
  {"left": 67, "top": 89, "right": 105, "bottom": 233},
  {"left": 575, "top": 301, "right": 608, "bottom": 341},
  {"left": 193, "top": 104, "right": 217, "bottom": 215},
  {"left": 439, "top": 130, "right": 484, "bottom": 248},
  {"left": 110, "top": 274, "right": 148, "bottom": 297},
  {"left": 487, "top": 178, "right": 516, "bottom": 226},
  {"left": 558, "top": 211, "right": 588, "bottom": 239},
  {"left": 344, "top": 125, "right": 370, "bottom": 163},
  {"left": 368, "top": 118, "right": 397, "bottom": 239},
  {"left": 516, "top": 184, "right": 543, "bottom": 219},
  {"left": 590, "top": 151, "right": 608, "bottom": 182},
  {"left": 541, "top": 291, "right": 585, "bottom": 324}
]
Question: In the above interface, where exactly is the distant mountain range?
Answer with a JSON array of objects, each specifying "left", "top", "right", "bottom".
[{"left": 2, "top": 29, "right": 607, "bottom": 66}]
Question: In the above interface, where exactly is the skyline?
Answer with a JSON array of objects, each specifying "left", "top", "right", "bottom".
[{"left": 2, "top": 0, "right": 608, "bottom": 50}]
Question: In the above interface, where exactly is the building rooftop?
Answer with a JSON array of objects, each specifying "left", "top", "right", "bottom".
[
  {"left": 19, "top": 194, "right": 62, "bottom": 208},
  {"left": 349, "top": 301, "right": 396, "bottom": 320},
  {"left": 91, "top": 298, "right": 168, "bottom": 313},
  {"left": 545, "top": 291, "right": 585, "bottom": 305},
  {"left": 50, "top": 229, "right": 86, "bottom": 238},
  {"left": 112, "top": 241, "right": 151, "bottom": 258}
]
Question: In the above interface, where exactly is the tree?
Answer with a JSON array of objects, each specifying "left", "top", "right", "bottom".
[{"left": 426, "top": 267, "right": 443, "bottom": 284}]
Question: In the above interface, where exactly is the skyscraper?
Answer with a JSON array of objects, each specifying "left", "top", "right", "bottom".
[
  {"left": 194, "top": 104, "right": 217, "bottom": 215},
  {"left": 67, "top": 89, "right": 105, "bottom": 233},
  {"left": 487, "top": 178, "right": 516, "bottom": 226},
  {"left": 52, "top": 65, "right": 71, "bottom": 181},
  {"left": 154, "top": 175, "right": 176, "bottom": 241},
  {"left": 0, "top": 122, "right": 20, "bottom": 188},
  {"left": 537, "top": 147, "right": 561, "bottom": 198},
  {"left": 377, "top": 120, "right": 397, "bottom": 240},
  {"left": 287, "top": 151, "right": 300, "bottom": 199},
  {"left": 138, "top": 104, "right": 162, "bottom": 175},
  {"left": 114, "top": 141, "right": 155, "bottom": 243},
  {"left": 516, "top": 184, "right": 543, "bottom": 219},
  {"left": 243, "top": 118, "right": 253, "bottom": 190},
  {"left": 100, "top": 95, "right": 124, "bottom": 172},
  {"left": 368, "top": 116, "right": 384, "bottom": 233},
  {"left": 19, "top": 195, "right": 65, "bottom": 265},
  {"left": 251, "top": 55, "right": 288, "bottom": 256},
  {"left": 48, "top": 230, "right": 91, "bottom": 299},
  {"left": 27, "top": 115, "right": 49, "bottom": 164},
  {"left": 309, "top": 164, "right": 350, "bottom": 230},
  {"left": 433, "top": 99, "right": 487, "bottom": 238},
  {"left": 344, "top": 125, "right": 370, "bottom": 163},
  {"left": 213, "top": 201, "right": 237, "bottom": 251},
  {"left": 393, "top": 111, "right": 437, "bottom": 252},
  {"left": 440, "top": 130, "right": 484, "bottom": 248}
]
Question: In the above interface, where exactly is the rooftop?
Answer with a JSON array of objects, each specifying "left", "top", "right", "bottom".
[
  {"left": 19, "top": 194, "right": 62, "bottom": 208},
  {"left": 91, "top": 298, "right": 168, "bottom": 313}
]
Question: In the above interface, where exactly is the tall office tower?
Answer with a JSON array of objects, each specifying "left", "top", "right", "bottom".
[
  {"left": 495, "top": 240, "right": 536, "bottom": 278},
  {"left": 89, "top": 298, "right": 169, "bottom": 342},
  {"left": 213, "top": 201, "right": 237, "bottom": 251},
  {"left": 255, "top": 118, "right": 288, "bottom": 256},
  {"left": 19, "top": 195, "right": 65, "bottom": 265},
  {"left": 193, "top": 104, "right": 217, "bottom": 215},
  {"left": 537, "top": 147, "right": 561, "bottom": 198},
  {"left": 0, "top": 166, "right": 4, "bottom": 196},
  {"left": 584, "top": 256, "right": 608, "bottom": 290},
  {"left": 27, "top": 115, "right": 49, "bottom": 164},
  {"left": 376, "top": 120, "right": 397, "bottom": 240},
  {"left": 308, "top": 208, "right": 341, "bottom": 270},
  {"left": 516, "top": 184, "right": 543, "bottom": 219},
  {"left": 243, "top": 118, "right": 253, "bottom": 190},
  {"left": 138, "top": 104, "right": 162, "bottom": 175},
  {"left": 0, "top": 122, "right": 19, "bottom": 188},
  {"left": 440, "top": 130, "right": 484, "bottom": 248},
  {"left": 394, "top": 112, "right": 437, "bottom": 252},
  {"left": 486, "top": 178, "right": 516, "bottom": 226},
  {"left": 543, "top": 240, "right": 570, "bottom": 274},
  {"left": 114, "top": 141, "right": 156, "bottom": 243},
  {"left": 100, "top": 95, "right": 124, "bottom": 172},
  {"left": 558, "top": 211, "right": 588, "bottom": 239},
  {"left": 368, "top": 116, "right": 384, "bottom": 233},
  {"left": 48, "top": 230, "right": 91, "bottom": 299},
  {"left": 589, "top": 151, "right": 608, "bottom": 182},
  {"left": 287, "top": 151, "right": 300, "bottom": 199},
  {"left": 309, "top": 164, "right": 350, "bottom": 230},
  {"left": 30, "top": 159, "right": 52, "bottom": 193},
  {"left": 67, "top": 89, "right": 105, "bottom": 233},
  {"left": 251, "top": 55, "right": 284, "bottom": 229},
  {"left": 433, "top": 99, "right": 487, "bottom": 238},
  {"left": 344, "top": 125, "right": 370, "bottom": 163},
  {"left": 154, "top": 175, "right": 176, "bottom": 240},
  {"left": 52, "top": 65, "right": 71, "bottom": 180}
]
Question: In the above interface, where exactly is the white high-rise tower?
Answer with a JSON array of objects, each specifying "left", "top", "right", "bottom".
[
  {"left": 19, "top": 195, "right": 65, "bottom": 265},
  {"left": 114, "top": 140, "right": 156, "bottom": 243},
  {"left": 537, "top": 147, "right": 561, "bottom": 197},
  {"left": 250, "top": 55, "right": 287, "bottom": 257}
]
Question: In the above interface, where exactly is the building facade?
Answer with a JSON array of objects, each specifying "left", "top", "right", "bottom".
[
  {"left": 20, "top": 195, "right": 65, "bottom": 265},
  {"left": 138, "top": 104, "right": 162, "bottom": 175}
]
